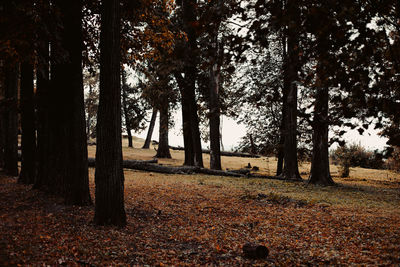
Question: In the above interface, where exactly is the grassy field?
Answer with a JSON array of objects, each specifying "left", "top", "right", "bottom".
[{"left": 1, "top": 137, "right": 399, "bottom": 265}]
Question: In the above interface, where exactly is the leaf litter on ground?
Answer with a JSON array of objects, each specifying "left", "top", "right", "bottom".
[{"left": 0, "top": 164, "right": 400, "bottom": 266}]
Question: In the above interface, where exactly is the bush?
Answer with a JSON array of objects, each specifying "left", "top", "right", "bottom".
[
  {"left": 386, "top": 146, "right": 400, "bottom": 172},
  {"left": 331, "top": 143, "right": 385, "bottom": 177}
]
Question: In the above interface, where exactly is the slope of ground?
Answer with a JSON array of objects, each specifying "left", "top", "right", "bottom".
[{"left": 1, "top": 139, "right": 399, "bottom": 265}]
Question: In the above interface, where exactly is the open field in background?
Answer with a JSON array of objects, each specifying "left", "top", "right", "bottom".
[
  {"left": 91, "top": 136, "right": 400, "bottom": 176},
  {"left": 87, "top": 136, "right": 400, "bottom": 212},
  {"left": 1, "top": 136, "right": 399, "bottom": 265}
]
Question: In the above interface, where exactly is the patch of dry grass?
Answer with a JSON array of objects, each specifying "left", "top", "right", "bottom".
[{"left": 89, "top": 136, "right": 400, "bottom": 213}]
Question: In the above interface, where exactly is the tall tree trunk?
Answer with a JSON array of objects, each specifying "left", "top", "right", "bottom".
[
  {"left": 156, "top": 103, "right": 171, "bottom": 158},
  {"left": 121, "top": 68, "right": 133, "bottom": 148},
  {"left": 189, "top": 83, "right": 203, "bottom": 168},
  {"left": 94, "top": 0, "right": 126, "bottom": 227},
  {"left": 177, "top": 76, "right": 194, "bottom": 165},
  {"left": 18, "top": 62, "right": 36, "bottom": 184},
  {"left": 175, "top": 0, "right": 203, "bottom": 167},
  {"left": 35, "top": 37, "right": 51, "bottom": 190},
  {"left": 0, "top": 111, "right": 4, "bottom": 169},
  {"left": 276, "top": 29, "right": 287, "bottom": 176},
  {"left": 308, "top": 64, "right": 334, "bottom": 185},
  {"left": 220, "top": 116, "right": 224, "bottom": 152},
  {"left": 174, "top": 4, "right": 193, "bottom": 165},
  {"left": 182, "top": 0, "right": 203, "bottom": 167},
  {"left": 182, "top": 95, "right": 194, "bottom": 165},
  {"left": 208, "top": 25, "right": 222, "bottom": 170},
  {"left": 142, "top": 108, "right": 157, "bottom": 149},
  {"left": 48, "top": 0, "right": 91, "bottom": 205},
  {"left": 249, "top": 134, "right": 257, "bottom": 154},
  {"left": 86, "top": 84, "right": 93, "bottom": 140},
  {"left": 282, "top": 0, "right": 301, "bottom": 181},
  {"left": 276, "top": 135, "right": 284, "bottom": 175},
  {"left": 4, "top": 63, "right": 19, "bottom": 177},
  {"left": 0, "top": 66, "right": 5, "bottom": 170}
]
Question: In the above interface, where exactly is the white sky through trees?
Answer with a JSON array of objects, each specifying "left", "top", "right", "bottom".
[{"left": 134, "top": 109, "right": 388, "bottom": 152}]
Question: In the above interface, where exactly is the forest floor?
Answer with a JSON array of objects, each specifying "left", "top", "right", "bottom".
[{"left": 1, "top": 137, "right": 400, "bottom": 266}]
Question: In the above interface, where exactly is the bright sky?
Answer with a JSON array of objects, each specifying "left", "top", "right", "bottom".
[
  {"left": 135, "top": 109, "right": 247, "bottom": 151},
  {"left": 134, "top": 109, "right": 388, "bottom": 152},
  {"left": 340, "top": 128, "right": 388, "bottom": 151}
]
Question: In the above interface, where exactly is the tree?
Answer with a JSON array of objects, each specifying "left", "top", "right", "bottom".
[
  {"left": 278, "top": 0, "right": 302, "bottom": 181},
  {"left": 308, "top": 64, "right": 334, "bottom": 185},
  {"left": 121, "top": 67, "right": 149, "bottom": 148},
  {"left": 94, "top": 0, "right": 126, "bottom": 227},
  {"left": 233, "top": 43, "right": 284, "bottom": 158},
  {"left": 142, "top": 108, "right": 158, "bottom": 149},
  {"left": 83, "top": 71, "right": 99, "bottom": 140},
  {"left": 142, "top": 61, "right": 176, "bottom": 158},
  {"left": 18, "top": 61, "right": 36, "bottom": 184},
  {"left": 364, "top": 0, "right": 400, "bottom": 148},
  {"left": 34, "top": 0, "right": 52, "bottom": 190},
  {"left": 35, "top": 36, "right": 51, "bottom": 190},
  {"left": 0, "top": 1, "right": 20, "bottom": 177},
  {"left": 0, "top": 63, "right": 6, "bottom": 170},
  {"left": 239, "top": 0, "right": 303, "bottom": 179},
  {"left": 121, "top": 68, "right": 134, "bottom": 147},
  {"left": 176, "top": 0, "right": 203, "bottom": 167},
  {"left": 305, "top": 4, "right": 338, "bottom": 186},
  {"left": 41, "top": 0, "right": 92, "bottom": 205},
  {"left": 202, "top": 0, "right": 225, "bottom": 170},
  {"left": 3, "top": 63, "right": 19, "bottom": 177},
  {"left": 156, "top": 101, "right": 172, "bottom": 158}
]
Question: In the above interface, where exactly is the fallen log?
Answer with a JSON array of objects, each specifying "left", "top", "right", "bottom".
[
  {"left": 217, "top": 150, "right": 260, "bottom": 159},
  {"left": 248, "top": 174, "right": 288, "bottom": 181},
  {"left": 87, "top": 158, "right": 243, "bottom": 177},
  {"left": 18, "top": 153, "right": 291, "bottom": 180},
  {"left": 168, "top": 146, "right": 260, "bottom": 158},
  {"left": 228, "top": 168, "right": 251, "bottom": 175},
  {"left": 87, "top": 158, "right": 158, "bottom": 167}
]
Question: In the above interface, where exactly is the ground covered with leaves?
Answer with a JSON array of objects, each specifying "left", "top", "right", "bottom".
[{"left": 1, "top": 166, "right": 400, "bottom": 266}]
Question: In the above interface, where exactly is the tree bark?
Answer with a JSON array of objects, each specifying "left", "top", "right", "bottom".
[
  {"left": 18, "top": 62, "right": 36, "bottom": 184},
  {"left": 121, "top": 68, "right": 133, "bottom": 148},
  {"left": 48, "top": 0, "right": 91, "bottom": 205},
  {"left": 209, "top": 45, "right": 221, "bottom": 170},
  {"left": 179, "top": 0, "right": 203, "bottom": 168},
  {"left": 0, "top": 67, "right": 5, "bottom": 169},
  {"left": 34, "top": 37, "right": 51, "bottom": 190},
  {"left": 86, "top": 84, "right": 94, "bottom": 140},
  {"left": 142, "top": 108, "right": 157, "bottom": 149},
  {"left": 175, "top": 72, "right": 194, "bottom": 165},
  {"left": 94, "top": 0, "right": 126, "bottom": 227},
  {"left": 308, "top": 64, "right": 335, "bottom": 186},
  {"left": 276, "top": 29, "right": 287, "bottom": 176},
  {"left": 156, "top": 102, "right": 171, "bottom": 158},
  {"left": 281, "top": 0, "right": 301, "bottom": 181},
  {"left": 3, "top": 63, "right": 19, "bottom": 177},
  {"left": 0, "top": 110, "right": 4, "bottom": 169}
]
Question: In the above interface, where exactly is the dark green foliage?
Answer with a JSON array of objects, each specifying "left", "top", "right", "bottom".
[
  {"left": 331, "top": 144, "right": 385, "bottom": 177},
  {"left": 121, "top": 69, "right": 149, "bottom": 135}
]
